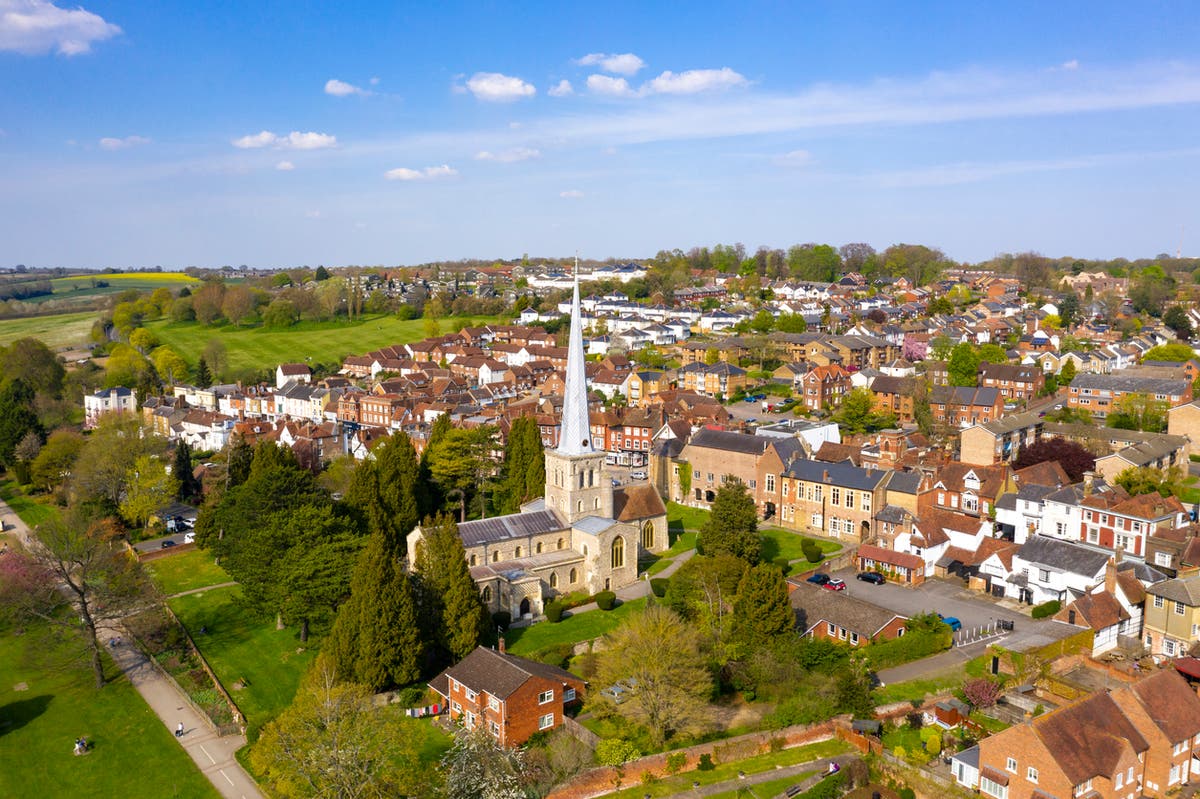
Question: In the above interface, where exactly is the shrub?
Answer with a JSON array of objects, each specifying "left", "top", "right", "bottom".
[
  {"left": 773, "top": 556, "right": 792, "bottom": 574},
  {"left": 665, "top": 751, "right": 688, "bottom": 775},
  {"left": 641, "top": 771, "right": 658, "bottom": 786},
  {"left": 1031, "top": 600, "right": 1061, "bottom": 619},
  {"left": 697, "top": 753, "right": 715, "bottom": 771},
  {"left": 596, "top": 738, "right": 640, "bottom": 767},
  {"left": 893, "top": 746, "right": 906, "bottom": 759},
  {"left": 595, "top": 591, "right": 617, "bottom": 611},
  {"left": 529, "top": 643, "right": 575, "bottom": 669},
  {"left": 963, "top": 677, "right": 1001, "bottom": 708},
  {"left": 650, "top": 578, "right": 669, "bottom": 598},
  {"left": 492, "top": 611, "right": 511, "bottom": 631},
  {"left": 802, "top": 539, "right": 823, "bottom": 563},
  {"left": 899, "top": 789, "right": 916, "bottom": 799},
  {"left": 864, "top": 629, "right": 952, "bottom": 670},
  {"left": 545, "top": 601, "right": 565, "bottom": 623}
]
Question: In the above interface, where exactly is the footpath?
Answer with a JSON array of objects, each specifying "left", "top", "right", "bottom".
[{"left": 0, "top": 498, "right": 264, "bottom": 799}]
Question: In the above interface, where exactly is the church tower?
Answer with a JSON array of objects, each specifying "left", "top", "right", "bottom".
[{"left": 544, "top": 262, "right": 613, "bottom": 524}]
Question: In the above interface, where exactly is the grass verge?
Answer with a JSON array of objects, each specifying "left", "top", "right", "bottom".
[
  {"left": 506, "top": 597, "right": 649, "bottom": 657},
  {"left": 0, "top": 478, "right": 61, "bottom": 528},
  {"left": 147, "top": 549, "right": 232, "bottom": 595},
  {"left": 0, "top": 621, "right": 219, "bottom": 799}
]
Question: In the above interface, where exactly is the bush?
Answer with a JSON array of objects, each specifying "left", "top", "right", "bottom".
[
  {"left": 802, "top": 539, "right": 823, "bottom": 564},
  {"left": 898, "top": 789, "right": 915, "bottom": 799},
  {"left": 665, "top": 751, "right": 687, "bottom": 775},
  {"left": 529, "top": 643, "right": 575, "bottom": 669},
  {"left": 545, "top": 601, "right": 565, "bottom": 623},
  {"left": 650, "top": 578, "right": 669, "bottom": 598},
  {"left": 864, "top": 629, "right": 952, "bottom": 670},
  {"left": 595, "top": 591, "right": 617, "bottom": 611},
  {"left": 1031, "top": 600, "right": 1061, "bottom": 619},
  {"left": 697, "top": 753, "right": 715, "bottom": 771},
  {"left": 773, "top": 556, "right": 792, "bottom": 574},
  {"left": 492, "top": 611, "right": 511, "bottom": 631}
]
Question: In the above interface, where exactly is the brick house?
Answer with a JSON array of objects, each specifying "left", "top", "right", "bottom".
[
  {"left": 774, "top": 459, "right": 892, "bottom": 543},
  {"left": 1067, "top": 374, "right": 1193, "bottom": 420},
  {"left": 799, "top": 364, "right": 853, "bottom": 411},
  {"left": 429, "top": 645, "right": 586, "bottom": 747},
  {"left": 675, "top": 428, "right": 803, "bottom": 515},
  {"left": 959, "top": 411, "right": 1044, "bottom": 466},
  {"left": 920, "top": 462, "right": 1010, "bottom": 518},
  {"left": 978, "top": 362, "right": 1044, "bottom": 400},
  {"left": 930, "top": 385, "right": 1006, "bottom": 427},
  {"left": 954, "top": 669, "right": 1200, "bottom": 799},
  {"left": 1144, "top": 573, "right": 1200, "bottom": 657},
  {"left": 868, "top": 375, "right": 918, "bottom": 422},
  {"left": 1079, "top": 493, "right": 1187, "bottom": 558},
  {"left": 787, "top": 582, "right": 908, "bottom": 646}
]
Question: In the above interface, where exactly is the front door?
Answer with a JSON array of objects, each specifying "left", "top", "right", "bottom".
[{"left": 519, "top": 597, "right": 531, "bottom": 618}]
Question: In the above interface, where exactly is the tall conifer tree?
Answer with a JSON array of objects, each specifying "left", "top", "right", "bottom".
[{"left": 415, "top": 514, "right": 488, "bottom": 662}]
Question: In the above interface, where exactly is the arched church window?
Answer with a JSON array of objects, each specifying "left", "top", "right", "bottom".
[
  {"left": 536, "top": 542, "right": 543, "bottom": 554},
  {"left": 482, "top": 586, "right": 492, "bottom": 602},
  {"left": 569, "top": 568, "right": 577, "bottom": 584},
  {"left": 611, "top": 536, "right": 625, "bottom": 569},
  {"left": 515, "top": 546, "right": 522, "bottom": 558},
  {"left": 642, "top": 521, "right": 655, "bottom": 550},
  {"left": 549, "top": 572, "right": 558, "bottom": 589},
  {"left": 492, "top": 551, "right": 499, "bottom": 563},
  {"left": 557, "top": 538, "right": 564, "bottom": 549},
  {"left": 469, "top": 554, "right": 477, "bottom": 566}
]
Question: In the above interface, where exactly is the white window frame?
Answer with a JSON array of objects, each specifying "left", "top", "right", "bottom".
[
  {"left": 1155, "top": 595, "right": 1165, "bottom": 609},
  {"left": 1006, "top": 757, "right": 1017, "bottom": 773},
  {"left": 538, "top": 689, "right": 554, "bottom": 705},
  {"left": 538, "top": 713, "right": 554, "bottom": 730},
  {"left": 1028, "top": 767, "right": 1039, "bottom": 784}
]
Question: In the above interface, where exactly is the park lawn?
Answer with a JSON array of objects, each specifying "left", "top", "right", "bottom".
[
  {"left": 146, "top": 549, "right": 232, "bottom": 595},
  {"left": 147, "top": 313, "right": 503, "bottom": 376},
  {"left": 706, "top": 769, "right": 817, "bottom": 799},
  {"left": 0, "top": 622, "right": 219, "bottom": 799},
  {"left": 505, "top": 597, "right": 649, "bottom": 656},
  {"left": 0, "top": 310, "right": 97, "bottom": 349},
  {"left": 32, "top": 273, "right": 201, "bottom": 306},
  {"left": 0, "top": 478, "right": 61, "bottom": 528},
  {"left": 598, "top": 739, "right": 849, "bottom": 798},
  {"left": 667, "top": 502, "right": 710, "bottom": 532},
  {"left": 760, "top": 528, "right": 840, "bottom": 563},
  {"left": 645, "top": 531, "right": 697, "bottom": 576},
  {"left": 169, "top": 586, "right": 318, "bottom": 736}
]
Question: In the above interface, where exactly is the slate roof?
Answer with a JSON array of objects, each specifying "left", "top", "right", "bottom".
[
  {"left": 1146, "top": 573, "right": 1200, "bottom": 606},
  {"left": 994, "top": 493, "right": 1017, "bottom": 511},
  {"left": 1017, "top": 536, "right": 1111, "bottom": 577},
  {"left": 456, "top": 509, "right": 566, "bottom": 548},
  {"left": 1070, "top": 373, "right": 1191, "bottom": 395},
  {"left": 686, "top": 427, "right": 773, "bottom": 456},
  {"left": 782, "top": 458, "right": 890, "bottom": 491},
  {"left": 429, "top": 646, "right": 583, "bottom": 701},
  {"left": 885, "top": 471, "right": 922, "bottom": 495},
  {"left": 788, "top": 582, "right": 906, "bottom": 638},
  {"left": 875, "top": 505, "right": 915, "bottom": 524}
]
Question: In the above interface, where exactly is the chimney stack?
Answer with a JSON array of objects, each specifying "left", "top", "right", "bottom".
[
  {"left": 1105, "top": 556, "right": 1117, "bottom": 595},
  {"left": 1082, "top": 471, "right": 1096, "bottom": 497}
]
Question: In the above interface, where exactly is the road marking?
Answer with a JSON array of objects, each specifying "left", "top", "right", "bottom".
[
  {"left": 219, "top": 769, "right": 235, "bottom": 786},
  {"left": 199, "top": 744, "right": 217, "bottom": 765}
]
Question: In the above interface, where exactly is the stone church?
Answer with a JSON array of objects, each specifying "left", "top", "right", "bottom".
[{"left": 406, "top": 269, "right": 668, "bottom": 620}]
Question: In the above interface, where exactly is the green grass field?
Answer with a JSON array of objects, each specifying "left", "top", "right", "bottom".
[
  {"left": 146, "top": 549, "right": 232, "bottom": 596},
  {"left": 0, "top": 311, "right": 97, "bottom": 350},
  {"left": 707, "top": 769, "right": 818, "bottom": 799},
  {"left": 0, "top": 479, "right": 61, "bottom": 528},
  {"left": 645, "top": 531, "right": 697, "bottom": 576},
  {"left": 667, "top": 502, "right": 711, "bottom": 532},
  {"left": 506, "top": 597, "right": 649, "bottom": 656},
  {"left": 147, "top": 313, "right": 503, "bottom": 376},
  {"left": 760, "top": 528, "right": 841, "bottom": 563},
  {"left": 24, "top": 273, "right": 202, "bottom": 306},
  {"left": 0, "top": 622, "right": 219, "bottom": 799},
  {"left": 168, "top": 586, "right": 317, "bottom": 736}
]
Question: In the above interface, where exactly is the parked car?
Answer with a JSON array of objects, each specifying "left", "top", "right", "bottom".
[
  {"left": 938, "top": 614, "right": 962, "bottom": 632},
  {"left": 806, "top": 573, "right": 831, "bottom": 586},
  {"left": 629, "top": 470, "right": 647, "bottom": 480},
  {"left": 183, "top": 532, "right": 195, "bottom": 544},
  {"left": 160, "top": 539, "right": 177, "bottom": 549},
  {"left": 743, "top": 395, "right": 758, "bottom": 403},
  {"left": 823, "top": 578, "right": 847, "bottom": 591},
  {"left": 856, "top": 571, "right": 886, "bottom": 585}
]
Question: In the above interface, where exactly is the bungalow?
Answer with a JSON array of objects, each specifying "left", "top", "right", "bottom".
[{"left": 788, "top": 582, "right": 908, "bottom": 646}]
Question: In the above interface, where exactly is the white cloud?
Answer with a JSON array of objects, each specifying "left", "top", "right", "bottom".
[
  {"left": 548, "top": 79, "right": 574, "bottom": 97},
  {"left": 560, "top": 189, "right": 584, "bottom": 198},
  {"left": 305, "top": 210, "right": 321, "bottom": 219},
  {"left": 1061, "top": 59, "right": 1080, "bottom": 71},
  {"left": 587, "top": 74, "right": 634, "bottom": 97},
  {"left": 369, "top": 76, "right": 380, "bottom": 86},
  {"left": 775, "top": 149, "right": 812, "bottom": 167},
  {"left": 474, "top": 147, "right": 540, "bottom": 163},
  {"left": 98, "top": 135, "right": 150, "bottom": 151},
  {"left": 385, "top": 164, "right": 458, "bottom": 181},
  {"left": 275, "top": 160, "right": 295, "bottom": 171},
  {"left": 231, "top": 130, "right": 337, "bottom": 150},
  {"left": 465, "top": 72, "right": 536, "bottom": 102},
  {"left": 0, "top": 0, "right": 121, "bottom": 56},
  {"left": 325, "top": 78, "right": 370, "bottom": 97},
  {"left": 643, "top": 67, "right": 747, "bottom": 95},
  {"left": 575, "top": 52, "right": 645, "bottom": 76}
]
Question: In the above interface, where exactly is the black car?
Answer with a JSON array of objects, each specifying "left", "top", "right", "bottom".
[
  {"left": 806, "top": 573, "right": 831, "bottom": 586},
  {"left": 856, "top": 571, "right": 886, "bottom": 585},
  {"left": 160, "top": 539, "right": 177, "bottom": 549}
]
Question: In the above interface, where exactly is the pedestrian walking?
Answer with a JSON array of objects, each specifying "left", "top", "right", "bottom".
[{"left": 176, "top": 722, "right": 184, "bottom": 737}]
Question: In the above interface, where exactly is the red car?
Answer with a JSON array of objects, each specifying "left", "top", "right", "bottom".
[{"left": 823, "top": 578, "right": 847, "bottom": 591}]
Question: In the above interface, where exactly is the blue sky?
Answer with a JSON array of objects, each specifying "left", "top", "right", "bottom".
[{"left": 2, "top": 1, "right": 1199, "bottom": 269}]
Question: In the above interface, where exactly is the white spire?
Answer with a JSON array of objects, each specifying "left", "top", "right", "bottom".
[{"left": 557, "top": 256, "right": 593, "bottom": 455}]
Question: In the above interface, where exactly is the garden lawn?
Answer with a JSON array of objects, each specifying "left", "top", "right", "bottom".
[
  {"left": 505, "top": 598, "right": 648, "bottom": 656},
  {"left": 0, "top": 478, "right": 61, "bottom": 528},
  {"left": 597, "top": 739, "right": 849, "bottom": 798},
  {"left": 760, "top": 528, "right": 840, "bottom": 562},
  {"left": 147, "top": 314, "right": 502, "bottom": 376},
  {"left": 645, "top": 531, "right": 697, "bottom": 576},
  {"left": 0, "top": 621, "right": 218, "bottom": 799},
  {"left": 147, "top": 549, "right": 232, "bottom": 595},
  {"left": 707, "top": 770, "right": 817, "bottom": 799},
  {"left": 0, "top": 311, "right": 97, "bottom": 349},
  {"left": 667, "top": 502, "right": 710, "bottom": 532},
  {"left": 873, "top": 671, "right": 963, "bottom": 706},
  {"left": 168, "top": 586, "right": 317, "bottom": 737}
]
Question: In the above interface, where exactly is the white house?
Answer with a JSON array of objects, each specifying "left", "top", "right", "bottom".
[
  {"left": 84, "top": 387, "right": 136, "bottom": 429},
  {"left": 276, "top": 363, "right": 312, "bottom": 389},
  {"left": 1007, "top": 535, "right": 1111, "bottom": 605}
]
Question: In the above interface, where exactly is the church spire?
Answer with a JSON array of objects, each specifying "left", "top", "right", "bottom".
[{"left": 557, "top": 257, "right": 593, "bottom": 455}]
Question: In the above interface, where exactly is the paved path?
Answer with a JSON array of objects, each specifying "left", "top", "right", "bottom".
[
  {"left": 0, "top": 497, "right": 264, "bottom": 799},
  {"left": 561, "top": 547, "right": 698, "bottom": 617},
  {"left": 170, "top": 581, "right": 239, "bottom": 599},
  {"left": 686, "top": 756, "right": 845, "bottom": 798}
]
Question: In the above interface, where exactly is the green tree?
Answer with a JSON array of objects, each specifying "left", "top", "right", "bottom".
[
  {"left": 835, "top": 653, "right": 875, "bottom": 719},
  {"left": 251, "top": 655, "right": 432, "bottom": 799},
  {"left": 697, "top": 478, "right": 760, "bottom": 564},
  {"left": 262, "top": 298, "right": 299, "bottom": 328},
  {"left": 173, "top": 441, "right": 201, "bottom": 503},
  {"left": 327, "top": 534, "right": 424, "bottom": 690},
  {"left": 27, "top": 430, "right": 81, "bottom": 492},
  {"left": 776, "top": 313, "right": 808, "bottom": 333},
  {"left": 344, "top": 432, "right": 426, "bottom": 556},
  {"left": 1141, "top": 343, "right": 1197, "bottom": 363},
  {"left": 595, "top": 604, "right": 714, "bottom": 747},
  {"left": 704, "top": 347, "right": 721, "bottom": 365},
  {"left": 273, "top": 505, "right": 363, "bottom": 642},
  {"left": 499, "top": 416, "right": 545, "bottom": 513},
  {"left": 414, "top": 514, "right": 488, "bottom": 663},
  {"left": 442, "top": 725, "right": 525, "bottom": 799},
  {"left": 977, "top": 343, "right": 1008, "bottom": 365},
  {"left": 731, "top": 564, "right": 795, "bottom": 650},
  {"left": 119, "top": 454, "right": 179, "bottom": 528},
  {"left": 194, "top": 356, "right": 212, "bottom": 388},
  {"left": 834, "top": 387, "right": 895, "bottom": 434},
  {"left": 427, "top": 426, "right": 497, "bottom": 521},
  {"left": 0, "top": 337, "right": 65, "bottom": 397},
  {"left": 749, "top": 309, "right": 775, "bottom": 334},
  {"left": 930, "top": 335, "right": 955, "bottom": 361},
  {"left": 1058, "top": 293, "right": 1079, "bottom": 329},
  {"left": 677, "top": 460, "right": 692, "bottom": 503},
  {"left": 1114, "top": 465, "right": 1186, "bottom": 498},
  {"left": 1059, "top": 358, "right": 1077, "bottom": 385},
  {"left": 947, "top": 343, "right": 981, "bottom": 387},
  {"left": 150, "top": 346, "right": 189, "bottom": 385},
  {"left": 128, "top": 327, "right": 160, "bottom": 354},
  {"left": 1106, "top": 393, "right": 1168, "bottom": 433},
  {"left": 0, "top": 378, "right": 42, "bottom": 468}
]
